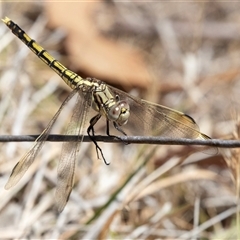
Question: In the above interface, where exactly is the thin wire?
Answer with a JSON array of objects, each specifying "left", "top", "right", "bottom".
[{"left": 0, "top": 135, "right": 239, "bottom": 148}]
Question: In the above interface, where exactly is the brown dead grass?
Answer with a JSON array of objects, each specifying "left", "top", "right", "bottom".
[{"left": 0, "top": 1, "right": 240, "bottom": 239}]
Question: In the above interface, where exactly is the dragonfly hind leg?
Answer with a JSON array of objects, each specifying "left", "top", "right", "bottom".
[{"left": 87, "top": 114, "right": 110, "bottom": 165}]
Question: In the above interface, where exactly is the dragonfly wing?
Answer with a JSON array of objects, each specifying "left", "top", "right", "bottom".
[
  {"left": 55, "top": 90, "right": 92, "bottom": 212},
  {"left": 135, "top": 99, "right": 203, "bottom": 138},
  {"left": 5, "top": 89, "right": 79, "bottom": 189},
  {"left": 5, "top": 141, "right": 46, "bottom": 189},
  {"left": 109, "top": 86, "right": 206, "bottom": 139}
]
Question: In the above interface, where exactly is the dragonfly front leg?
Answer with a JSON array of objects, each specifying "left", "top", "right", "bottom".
[
  {"left": 87, "top": 114, "right": 110, "bottom": 165},
  {"left": 106, "top": 121, "right": 129, "bottom": 145}
]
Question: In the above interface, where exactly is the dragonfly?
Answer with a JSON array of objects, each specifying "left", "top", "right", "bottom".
[{"left": 2, "top": 17, "right": 213, "bottom": 212}]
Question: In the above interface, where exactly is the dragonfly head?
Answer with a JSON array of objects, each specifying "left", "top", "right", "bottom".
[{"left": 108, "top": 100, "right": 130, "bottom": 126}]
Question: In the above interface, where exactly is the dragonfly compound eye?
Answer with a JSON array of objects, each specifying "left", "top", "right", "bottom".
[
  {"left": 116, "top": 101, "right": 130, "bottom": 126},
  {"left": 108, "top": 101, "right": 130, "bottom": 125}
]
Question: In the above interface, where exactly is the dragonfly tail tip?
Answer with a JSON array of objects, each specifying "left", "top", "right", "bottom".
[{"left": 2, "top": 16, "right": 10, "bottom": 24}]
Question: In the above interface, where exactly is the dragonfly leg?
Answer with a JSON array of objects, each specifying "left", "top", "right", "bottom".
[
  {"left": 113, "top": 122, "right": 127, "bottom": 136},
  {"left": 105, "top": 120, "right": 129, "bottom": 145},
  {"left": 87, "top": 114, "right": 110, "bottom": 165}
]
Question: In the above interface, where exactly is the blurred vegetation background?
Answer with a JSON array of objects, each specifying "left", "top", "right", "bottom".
[{"left": 0, "top": 1, "right": 240, "bottom": 239}]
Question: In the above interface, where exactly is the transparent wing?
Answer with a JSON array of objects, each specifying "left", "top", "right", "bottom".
[
  {"left": 109, "top": 86, "right": 209, "bottom": 139},
  {"left": 5, "top": 89, "right": 79, "bottom": 190},
  {"left": 55, "top": 90, "right": 92, "bottom": 212}
]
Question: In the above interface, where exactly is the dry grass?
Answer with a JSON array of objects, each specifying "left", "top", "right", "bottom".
[{"left": 0, "top": 1, "right": 240, "bottom": 239}]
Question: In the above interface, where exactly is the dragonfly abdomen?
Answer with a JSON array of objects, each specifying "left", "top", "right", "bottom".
[{"left": 2, "top": 17, "right": 83, "bottom": 89}]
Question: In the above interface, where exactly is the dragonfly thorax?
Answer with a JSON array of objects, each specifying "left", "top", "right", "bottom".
[
  {"left": 89, "top": 81, "right": 130, "bottom": 126},
  {"left": 108, "top": 100, "right": 130, "bottom": 126}
]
